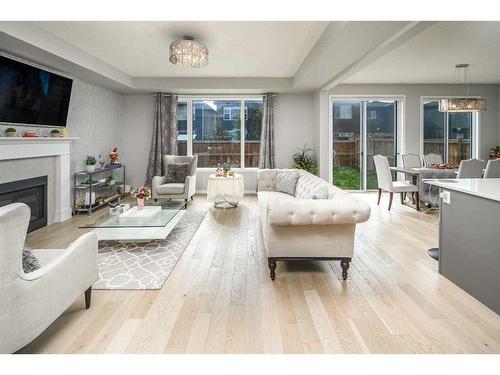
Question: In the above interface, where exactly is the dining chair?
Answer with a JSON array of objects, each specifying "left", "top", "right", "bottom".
[
  {"left": 373, "top": 155, "right": 419, "bottom": 211},
  {"left": 423, "top": 153, "right": 443, "bottom": 167},
  {"left": 457, "top": 158, "right": 486, "bottom": 178},
  {"left": 402, "top": 153, "right": 422, "bottom": 168},
  {"left": 484, "top": 159, "right": 500, "bottom": 178}
]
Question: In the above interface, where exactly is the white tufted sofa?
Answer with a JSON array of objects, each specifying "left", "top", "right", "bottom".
[{"left": 258, "top": 169, "right": 370, "bottom": 280}]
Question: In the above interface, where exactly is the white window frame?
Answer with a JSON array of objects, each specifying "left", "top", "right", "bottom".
[
  {"left": 178, "top": 95, "right": 263, "bottom": 170},
  {"left": 420, "top": 96, "right": 480, "bottom": 162}
]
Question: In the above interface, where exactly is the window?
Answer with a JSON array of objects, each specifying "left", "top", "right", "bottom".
[
  {"left": 177, "top": 102, "right": 187, "bottom": 155},
  {"left": 178, "top": 98, "right": 263, "bottom": 168},
  {"left": 335, "top": 104, "right": 353, "bottom": 120},
  {"left": 423, "top": 99, "right": 476, "bottom": 164},
  {"left": 223, "top": 107, "right": 232, "bottom": 121}
]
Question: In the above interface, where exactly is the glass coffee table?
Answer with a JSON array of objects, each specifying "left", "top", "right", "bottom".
[{"left": 79, "top": 201, "right": 185, "bottom": 241}]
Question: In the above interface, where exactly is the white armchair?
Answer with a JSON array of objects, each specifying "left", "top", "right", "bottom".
[
  {"left": 0, "top": 203, "right": 98, "bottom": 353},
  {"left": 152, "top": 155, "right": 198, "bottom": 205}
]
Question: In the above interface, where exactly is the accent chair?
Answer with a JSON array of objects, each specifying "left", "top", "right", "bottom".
[
  {"left": 0, "top": 203, "right": 98, "bottom": 353},
  {"left": 152, "top": 155, "right": 198, "bottom": 205}
]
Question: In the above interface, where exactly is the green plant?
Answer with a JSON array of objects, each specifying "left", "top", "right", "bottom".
[
  {"left": 5, "top": 127, "right": 16, "bottom": 133},
  {"left": 292, "top": 143, "right": 318, "bottom": 175},
  {"left": 84, "top": 155, "right": 97, "bottom": 166},
  {"left": 50, "top": 129, "right": 60, "bottom": 134}
]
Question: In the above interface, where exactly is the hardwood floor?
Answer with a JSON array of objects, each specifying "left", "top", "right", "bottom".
[{"left": 20, "top": 193, "right": 500, "bottom": 354}]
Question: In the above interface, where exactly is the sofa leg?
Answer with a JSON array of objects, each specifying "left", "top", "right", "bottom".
[
  {"left": 268, "top": 257, "right": 277, "bottom": 281},
  {"left": 85, "top": 287, "right": 92, "bottom": 309},
  {"left": 377, "top": 188, "right": 382, "bottom": 205},
  {"left": 340, "top": 259, "right": 350, "bottom": 280}
]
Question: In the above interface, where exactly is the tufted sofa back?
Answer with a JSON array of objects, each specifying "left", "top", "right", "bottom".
[{"left": 257, "top": 169, "right": 344, "bottom": 199}]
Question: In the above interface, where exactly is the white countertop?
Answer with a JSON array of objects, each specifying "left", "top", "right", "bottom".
[{"left": 425, "top": 178, "right": 500, "bottom": 202}]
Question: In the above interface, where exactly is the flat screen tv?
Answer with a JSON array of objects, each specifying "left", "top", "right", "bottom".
[{"left": 0, "top": 55, "right": 73, "bottom": 127}]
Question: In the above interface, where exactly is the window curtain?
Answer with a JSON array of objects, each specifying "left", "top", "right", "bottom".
[
  {"left": 259, "top": 93, "right": 276, "bottom": 169},
  {"left": 145, "top": 93, "right": 178, "bottom": 186}
]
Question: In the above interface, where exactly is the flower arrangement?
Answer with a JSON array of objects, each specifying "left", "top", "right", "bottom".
[
  {"left": 131, "top": 186, "right": 151, "bottom": 210},
  {"left": 50, "top": 129, "right": 60, "bottom": 137},
  {"left": 131, "top": 186, "right": 151, "bottom": 200}
]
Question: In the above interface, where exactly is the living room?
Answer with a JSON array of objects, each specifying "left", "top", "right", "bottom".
[{"left": 1, "top": 1, "right": 500, "bottom": 373}]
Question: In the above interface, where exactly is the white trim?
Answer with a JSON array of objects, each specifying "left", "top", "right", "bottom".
[
  {"left": 186, "top": 99, "right": 193, "bottom": 156},
  {"left": 0, "top": 137, "right": 77, "bottom": 223},
  {"left": 178, "top": 94, "right": 263, "bottom": 101},
  {"left": 240, "top": 99, "right": 245, "bottom": 168}
]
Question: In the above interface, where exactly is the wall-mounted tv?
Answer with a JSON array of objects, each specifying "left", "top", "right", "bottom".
[{"left": 0, "top": 55, "right": 73, "bottom": 127}]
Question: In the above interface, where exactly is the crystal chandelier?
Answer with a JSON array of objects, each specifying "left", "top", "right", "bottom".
[
  {"left": 439, "top": 64, "right": 486, "bottom": 112},
  {"left": 169, "top": 36, "right": 208, "bottom": 68}
]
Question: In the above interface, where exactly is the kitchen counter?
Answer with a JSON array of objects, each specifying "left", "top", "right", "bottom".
[
  {"left": 427, "top": 178, "right": 500, "bottom": 315},
  {"left": 425, "top": 178, "right": 500, "bottom": 202}
]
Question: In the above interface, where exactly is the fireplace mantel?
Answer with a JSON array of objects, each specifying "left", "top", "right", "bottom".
[{"left": 0, "top": 137, "right": 78, "bottom": 222}]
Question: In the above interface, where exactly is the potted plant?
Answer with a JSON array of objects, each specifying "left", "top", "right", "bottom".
[
  {"left": 490, "top": 146, "right": 500, "bottom": 160},
  {"left": 131, "top": 186, "right": 151, "bottom": 210},
  {"left": 222, "top": 162, "right": 231, "bottom": 177},
  {"left": 84, "top": 155, "right": 97, "bottom": 173},
  {"left": 5, "top": 127, "right": 16, "bottom": 137},
  {"left": 292, "top": 143, "right": 319, "bottom": 175},
  {"left": 50, "top": 129, "right": 60, "bottom": 138}
]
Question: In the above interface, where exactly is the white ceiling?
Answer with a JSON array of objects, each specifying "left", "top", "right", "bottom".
[
  {"left": 34, "top": 21, "right": 328, "bottom": 78},
  {"left": 345, "top": 21, "right": 500, "bottom": 84}
]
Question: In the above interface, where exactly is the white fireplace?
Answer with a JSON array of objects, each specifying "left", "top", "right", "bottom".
[{"left": 0, "top": 137, "right": 77, "bottom": 223}]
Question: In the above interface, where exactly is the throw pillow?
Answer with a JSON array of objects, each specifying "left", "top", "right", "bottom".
[
  {"left": 22, "top": 245, "right": 40, "bottom": 273},
  {"left": 165, "top": 163, "right": 191, "bottom": 183},
  {"left": 303, "top": 186, "right": 329, "bottom": 200},
  {"left": 274, "top": 171, "right": 300, "bottom": 196}
]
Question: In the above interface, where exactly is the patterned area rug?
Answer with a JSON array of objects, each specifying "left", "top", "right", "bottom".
[{"left": 94, "top": 210, "right": 207, "bottom": 290}]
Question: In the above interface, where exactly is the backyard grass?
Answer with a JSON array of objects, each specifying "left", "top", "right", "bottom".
[{"left": 333, "top": 167, "right": 378, "bottom": 190}]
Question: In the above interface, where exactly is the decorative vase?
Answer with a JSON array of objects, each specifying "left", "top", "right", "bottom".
[
  {"left": 223, "top": 170, "right": 228, "bottom": 177},
  {"left": 86, "top": 164, "right": 96, "bottom": 173},
  {"left": 50, "top": 132, "right": 59, "bottom": 138},
  {"left": 6, "top": 131, "right": 16, "bottom": 137},
  {"left": 137, "top": 198, "right": 145, "bottom": 210}
]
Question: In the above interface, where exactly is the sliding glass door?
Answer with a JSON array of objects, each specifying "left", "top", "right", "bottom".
[
  {"left": 332, "top": 99, "right": 398, "bottom": 191},
  {"left": 332, "top": 101, "right": 362, "bottom": 190}
]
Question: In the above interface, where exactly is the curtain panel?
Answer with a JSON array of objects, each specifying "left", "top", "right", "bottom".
[
  {"left": 259, "top": 93, "right": 276, "bottom": 169},
  {"left": 145, "top": 93, "right": 178, "bottom": 187}
]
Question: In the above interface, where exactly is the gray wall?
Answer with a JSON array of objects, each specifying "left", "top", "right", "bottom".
[
  {"left": 120, "top": 94, "right": 155, "bottom": 190},
  {"left": 0, "top": 79, "right": 124, "bottom": 175},
  {"left": 119, "top": 93, "right": 316, "bottom": 192}
]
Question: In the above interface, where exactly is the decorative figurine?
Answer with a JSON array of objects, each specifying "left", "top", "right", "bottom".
[
  {"left": 109, "top": 147, "right": 120, "bottom": 164},
  {"left": 98, "top": 155, "right": 106, "bottom": 169},
  {"left": 216, "top": 161, "right": 223, "bottom": 177}
]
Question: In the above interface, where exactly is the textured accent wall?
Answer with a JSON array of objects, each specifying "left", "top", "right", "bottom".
[
  {"left": 66, "top": 79, "right": 123, "bottom": 174},
  {"left": 0, "top": 79, "right": 124, "bottom": 174}
]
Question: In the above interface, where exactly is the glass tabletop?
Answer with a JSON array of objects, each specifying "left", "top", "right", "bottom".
[{"left": 79, "top": 201, "right": 185, "bottom": 228}]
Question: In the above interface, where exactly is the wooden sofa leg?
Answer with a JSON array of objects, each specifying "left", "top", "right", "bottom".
[
  {"left": 268, "top": 257, "right": 277, "bottom": 281},
  {"left": 85, "top": 287, "right": 92, "bottom": 309},
  {"left": 340, "top": 259, "right": 351, "bottom": 280}
]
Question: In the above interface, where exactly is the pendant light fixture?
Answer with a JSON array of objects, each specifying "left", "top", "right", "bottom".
[
  {"left": 439, "top": 64, "right": 486, "bottom": 112},
  {"left": 169, "top": 35, "right": 208, "bottom": 68}
]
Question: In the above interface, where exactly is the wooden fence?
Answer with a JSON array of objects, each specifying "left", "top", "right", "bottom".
[
  {"left": 177, "top": 141, "right": 260, "bottom": 167},
  {"left": 333, "top": 137, "right": 470, "bottom": 167}
]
